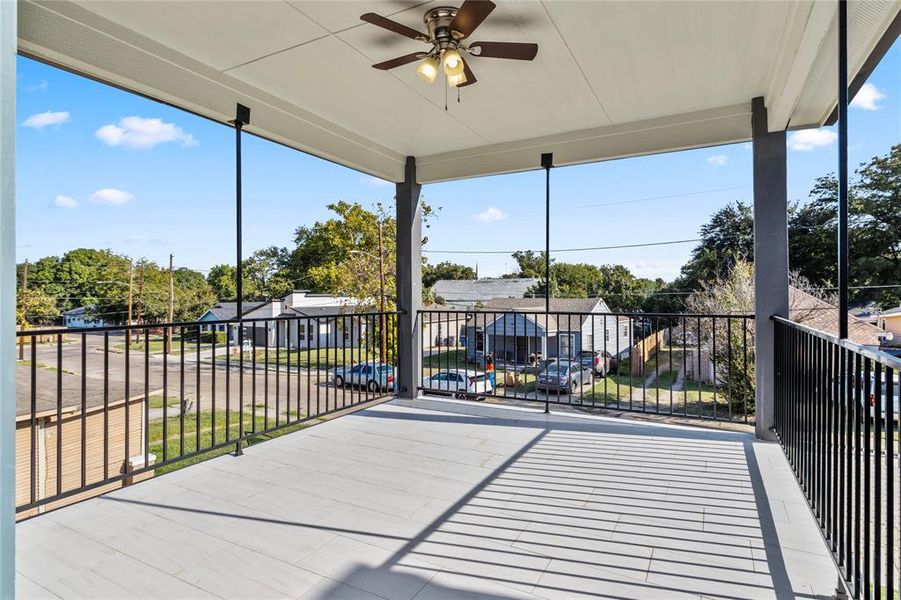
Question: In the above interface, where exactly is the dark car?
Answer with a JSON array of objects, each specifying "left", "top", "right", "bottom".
[{"left": 536, "top": 360, "right": 589, "bottom": 393}]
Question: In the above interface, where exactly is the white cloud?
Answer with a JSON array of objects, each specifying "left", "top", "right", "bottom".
[
  {"left": 787, "top": 128, "right": 837, "bottom": 151},
  {"left": 22, "top": 111, "right": 70, "bottom": 129},
  {"left": 474, "top": 207, "right": 507, "bottom": 222},
  {"left": 53, "top": 195, "right": 78, "bottom": 209},
  {"left": 706, "top": 154, "right": 728, "bottom": 166},
  {"left": 26, "top": 81, "right": 48, "bottom": 93},
  {"left": 361, "top": 175, "right": 391, "bottom": 187},
  {"left": 95, "top": 116, "right": 197, "bottom": 149},
  {"left": 851, "top": 83, "right": 886, "bottom": 111},
  {"left": 89, "top": 188, "right": 135, "bottom": 205}
]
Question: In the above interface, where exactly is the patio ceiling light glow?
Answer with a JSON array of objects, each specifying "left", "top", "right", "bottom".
[
  {"left": 416, "top": 56, "right": 440, "bottom": 83},
  {"left": 442, "top": 49, "right": 464, "bottom": 76}
]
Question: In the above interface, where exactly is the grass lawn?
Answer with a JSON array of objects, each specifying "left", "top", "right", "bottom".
[
  {"left": 423, "top": 349, "right": 472, "bottom": 369},
  {"left": 148, "top": 409, "right": 310, "bottom": 475},
  {"left": 148, "top": 394, "right": 179, "bottom": 409},
  {"left": 16, "top": 360, "right": 76, "bottom": 375},
  {"left": 220, "top": 347, "right": 382, "bottom": 369}
]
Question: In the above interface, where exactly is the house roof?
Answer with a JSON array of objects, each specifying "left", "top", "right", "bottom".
[
  {"left": 880, "top": 306, "right": 901, "bottom": 318},
  {"left": 481, "top": 297, "right": 614, "bottom": 331},
  {"left": 431, "top": 278, "right": 539, "bottom": 303},
  {"left": 202, "top": 302, "right": 264, "bottom": 321},
  {"left": 62, "top": 305, "right": 92, "bottom": 317},
  {"left": 789, "top": 287, "right": 886, "bottom": 347},
  {"left": 21, "top": 2, "right": 897, "bottom": 183}
]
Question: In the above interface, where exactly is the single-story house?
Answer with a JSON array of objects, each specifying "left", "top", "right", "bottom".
[
  {"left": 431, "top": 278, "right": 538, "bottom": 309},
  {"left": 790, "top": 287, "right": 888, "bottom": 350},
  {"left": 197, "top": 301, "right": 264, "bottom": 341},
  {"left": 239, "top": 290, "right": 364, "bottom": 349},
  {"left": 420, "top": 306, "right": 467, "bottom": 349},
  {"left": 62, "top": 306, "right": 105, "bottom": 329},
  {"left": 465, "top": 297, "right": 633, "bottom": 366}
]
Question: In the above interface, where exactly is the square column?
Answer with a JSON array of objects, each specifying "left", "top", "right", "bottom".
[
  {"left": 395, "top": 157, "right": 422, "bottom": 397},
  {"left": 751, "top": 96, "right": 788, "bottom": 440},
  {"left": 0, "top": 0, "right": 16, "bottom": 594}
]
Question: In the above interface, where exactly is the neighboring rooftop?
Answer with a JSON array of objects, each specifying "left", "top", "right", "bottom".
[
  {"left": 431, "top": 278, "right": 539, "bottom": 306},
  {"left": 789, "top": 287, "right": 887, "bottom": 347}
]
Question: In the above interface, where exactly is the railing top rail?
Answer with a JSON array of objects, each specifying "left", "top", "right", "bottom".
[
  {"left": 418, "top": 309, "right": 755, "bottom": 319},
  {"left": 17, "top": 310, "right": 402, "bottom": 337},
  {"left": 773, "top": 315, "right": 901, "bottom": 369}
]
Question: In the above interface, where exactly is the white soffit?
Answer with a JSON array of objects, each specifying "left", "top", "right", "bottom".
[{"left": 17, "top": 0, "right": 901, "bottom": 183}]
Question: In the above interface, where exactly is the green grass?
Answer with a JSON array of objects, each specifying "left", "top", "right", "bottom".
[
  {"left": 148, "top": 394, "right": 179, "bottom": 409},
  {"left": 220, "top": 347, "right": 382, "bottom": 369},
  {"left": 423, "top": 349, "right": 472, "bottom": 369},
  {"left": 148, "top": 409, "right": 310, "bottom": 475},
  {"left": 16, "top": 360, "right": 76, "bottom": 375}
]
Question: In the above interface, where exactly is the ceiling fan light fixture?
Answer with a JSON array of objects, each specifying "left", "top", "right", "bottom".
[
  {"left": 442, "top": 49, "right": 465, "bottom": 76},
  {"left": 447, "top": 70, "right": 467, "bottom": 87},
  {"left": 416, "top": 56, "right": 440, "bottom": 83}
]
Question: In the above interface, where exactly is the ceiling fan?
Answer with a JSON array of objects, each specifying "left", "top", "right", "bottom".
[{"left": 360, "top": 0, "right": 538, "bottom": 88}]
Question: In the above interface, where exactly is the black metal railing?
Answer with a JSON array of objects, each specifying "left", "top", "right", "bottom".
[
  {"left": 418, "top": 309, "right": 754, "bottom": 422},
  {"left": 14, "top": 311, "right": 398, "bottom": 517},
  {"left": 774, "top": 316, "right": 900, "bottom": 599}
]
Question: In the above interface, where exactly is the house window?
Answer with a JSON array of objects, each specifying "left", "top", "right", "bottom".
[
  {"left": 623, "top": 325, "right": 629, "bottom": 337},
  {"left": 605, "top": 328, "right": 610, "bottom": 342},
  {"left": 585, "top": 334, "right": 593, "bottom": 351},
  {"left": 475, "top": 328, "right": 484, "bottom": 352},
  {"left": 560, "top": 334, "right": 574, "bottom": 357}
]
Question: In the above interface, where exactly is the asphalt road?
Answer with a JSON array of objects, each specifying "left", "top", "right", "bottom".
[{"left": 17, "top": 333, "right": 379, "bottom": 419}]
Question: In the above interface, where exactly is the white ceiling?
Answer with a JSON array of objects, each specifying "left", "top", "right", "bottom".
[{"left": 17, "top": 0, "right": 900, "bottom": 182}]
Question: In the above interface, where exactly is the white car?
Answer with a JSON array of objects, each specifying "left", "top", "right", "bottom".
[{"left": 422, "top": 369, "right": 493, "bottom": 399}]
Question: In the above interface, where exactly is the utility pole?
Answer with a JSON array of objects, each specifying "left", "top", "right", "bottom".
[
  {"left": 18, "top": 258, "right": 28, "bottom": 360},
  {"left": 166, "top": 254, "right": 174, "bottom": 354},
  {"left": 126, "top": 261, "right": 134, "bottom": 336},
  {"left": 134, "top": 264, "right": 145, "bottom": 345},
  {"left": 377, "top": 221, "right": 387, "bottom": 363}
]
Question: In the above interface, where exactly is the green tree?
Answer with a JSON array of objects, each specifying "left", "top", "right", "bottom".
[
  {"left": 16, "top": 287, "right": 58, "bottom": 327},
  {"left": 423, "top": 261, "right": 476, "bottom": 289}
]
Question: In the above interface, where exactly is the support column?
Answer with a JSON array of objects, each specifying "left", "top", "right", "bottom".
[
  {"left": 0, "top": 0, "right": 15, "bottom": 595},
  {"left": 751, "top": 96, "right": 788, "bottom": 441},
  {"left": 396, "top": 157, "right": 422, "bottom": 398}
]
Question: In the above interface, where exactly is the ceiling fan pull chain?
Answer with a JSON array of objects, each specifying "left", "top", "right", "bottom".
[
  {"left": 457, "top": 87, "right": 461, "bottom": 104},
  {"left": 445, "top": 80, "right": 448, "bottom": 112}
]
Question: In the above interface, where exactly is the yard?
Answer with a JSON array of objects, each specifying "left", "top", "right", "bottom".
[
  {"left": 147, "top": 409, "right": 309, "bottom": 475},
  {"left": 218, "top": 346, "right": 382, "bottom": 369}
]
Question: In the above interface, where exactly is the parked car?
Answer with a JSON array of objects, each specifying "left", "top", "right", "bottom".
[
  {"left": 333, "top": 362, "right": 395, "bottom": 392},
  {"left": 536, "top": 360, "right": 589, "bottom": 393},
  {"left": 578, "top": 350, "right": 613, "bottom": 376},
  {"left": 866, "top": 372, "right": 900, "bottom": 421},
  {"left": 421, "top": 369, "right": 493, "bottom": 399}
]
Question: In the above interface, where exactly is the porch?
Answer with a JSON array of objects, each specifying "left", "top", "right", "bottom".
[{"left": 16, "top": 396, "right": 836, "bottom": 600}]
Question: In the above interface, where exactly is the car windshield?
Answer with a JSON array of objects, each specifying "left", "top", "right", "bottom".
[{"left": 545, "top": 364, "right": 569, "bottom": 375}]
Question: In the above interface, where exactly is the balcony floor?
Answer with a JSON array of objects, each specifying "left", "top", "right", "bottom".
[{"left": 17, "top": 397, "right": 837, "bottom": 599}]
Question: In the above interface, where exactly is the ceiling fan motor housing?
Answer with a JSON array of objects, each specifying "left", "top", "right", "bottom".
[{"left": 425, "top": 7, "right": 463, "bottom": 53}]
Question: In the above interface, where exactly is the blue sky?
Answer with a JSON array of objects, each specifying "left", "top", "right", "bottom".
[{"left": 15, "top": 37, "right": 899, "bottom": 281}]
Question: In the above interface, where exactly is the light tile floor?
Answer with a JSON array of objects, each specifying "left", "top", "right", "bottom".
[{"left": 17, "top": 396, "right": 838, "bottom": 599}]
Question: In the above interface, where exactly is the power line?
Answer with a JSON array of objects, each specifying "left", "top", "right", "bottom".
[{"left": 423, "top": 238, "right": 702, "bottom": 255}]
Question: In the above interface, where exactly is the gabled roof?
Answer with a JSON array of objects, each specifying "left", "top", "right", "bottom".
[
  {"left": 789, "top": 287, "right": 886, "bottom": 347},
  {"left": 480, "top": 297, "right": 616, "bottom": 331},
  {"left": 431, "top": 278, "right": 539, "bottom": 303},
  {"left": 880, "top": 306, "right": 901, "bottom": 318},
  {"left": 202, "top": 302, "right": 264, "bottom": 321}
]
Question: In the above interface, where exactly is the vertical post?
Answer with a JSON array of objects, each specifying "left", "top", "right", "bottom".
[
  {"left": 378, "top": 221, "right": 387, "bottom": 363},
  {"left": 541, "top": 153, "right": 553, "bottom": 414},
  {"left": 751, "top": 96, "right": 788, "bottom": 440},
  {"left": 837, "top": 0, "right": 849, "bottom": 340},
  {"left": 0, "top": 0, "right": 15, "bottom": 594},
  {"left": 541, "top": 153, "right": 553, "bottom": 314},
  {"left": 396, "top": 157, "right": 422, "bottom": 398},
  {"left": 166, "top": 253, "right": 174, "bottom": 354},
  {"left": 231, "top": 103, "right": 250, "bottom": 454}
]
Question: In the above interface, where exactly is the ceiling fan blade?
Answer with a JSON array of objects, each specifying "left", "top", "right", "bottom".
[
  {"left": 450, "top": 0, "right": 496, "bottom": 38},
  {"left": 372, "top": 52, "right": 427, "bottom": 70},
  {"left": 469, "top": 41, "right": 538, "bottom": 60},
  {"left": 457, "top": 60, "right": 477, "bottom": 87},
  {"left": 360, "top": 13, "right": 428, "bottom": 42}
]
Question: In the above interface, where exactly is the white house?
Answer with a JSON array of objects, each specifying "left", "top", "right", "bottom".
[
  {"left": 62, "top": 306, "right": 105, "bottom": 329},
  {"left": 239, "top": 290, "right": 365, "bottom": 349}
]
